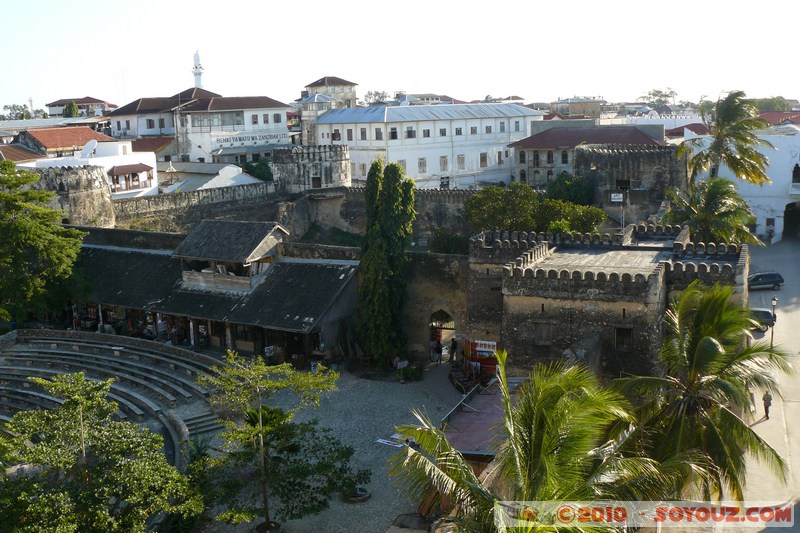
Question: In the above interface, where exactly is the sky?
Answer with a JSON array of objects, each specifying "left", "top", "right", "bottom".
[{"left": 3, "top": 0, "right": 798, "bottom": 113}]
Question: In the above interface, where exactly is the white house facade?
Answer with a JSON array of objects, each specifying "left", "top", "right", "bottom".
[
  {"left": 686, "top": 124, "right": 800, "bottom": 243},
  {"left": 314, "top": 103, "right": 544, "bottom": 188},
  {"left": 109, "top": 89, "right": 293, "bottom": 165},
  {"left": 19, "top": 140, "right": 159, "bottom": 199}
]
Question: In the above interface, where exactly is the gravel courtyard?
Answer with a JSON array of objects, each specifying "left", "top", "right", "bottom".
[{"left": 200, "top": 361, "right": 464, "bottom": 533}]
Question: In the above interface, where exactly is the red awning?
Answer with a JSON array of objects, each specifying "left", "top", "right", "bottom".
[{"left": 107, "top": 163, "right": 153, "bottom": 176}]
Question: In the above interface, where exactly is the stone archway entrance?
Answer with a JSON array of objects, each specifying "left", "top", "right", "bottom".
[
  {"left": 783, "top": 201, "right": 800, "bottom": 240},
  {"left": 429, "top": 309, "right": 455, "bottom": 362}
]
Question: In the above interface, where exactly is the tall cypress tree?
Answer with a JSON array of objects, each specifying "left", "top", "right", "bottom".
[{"left": 357, "top": 160, "right": 415, "bottom": 365}]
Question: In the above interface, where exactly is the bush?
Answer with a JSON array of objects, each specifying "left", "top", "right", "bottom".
[
  {"left": 546, "top": 172, "right": 594, "bottom": 205},
  {"left": 429, "top": 228, "right": 469, "bottom": 255}
]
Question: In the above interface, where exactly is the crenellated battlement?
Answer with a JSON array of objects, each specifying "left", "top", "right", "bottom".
[
  {"left": 672, "top": 240, "right": 742, "bottom": 257},
  {"left": 631, "top": 223, "right": 685, "bottom": 239},
  {"left": 31, "top": 165, "right": 116, "bottom": 227},
  {"left": 271, "top": 144, "right": 349, "bottom": 163},
  {"left": 470, "top": 229, "right": 630, "bottom": 263}
]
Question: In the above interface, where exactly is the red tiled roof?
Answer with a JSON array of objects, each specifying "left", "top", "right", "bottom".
[
  {"left": 509, "top": 126, "right": 665, "bottom": 149},
  {"left": 0, "top": 144, "right": 42, "bottom": 162},
  {"left": 665, "top": 123, "right": 709, "bottom": 137},
  {"left": 131, "top": 136, "right": 174, "bottom": 153},
  {"left": 758, "top": 111, "right": 800, "bottom": 125},
  {"left": 26, "top": 127, "right": 114, "bottom": 150},
  {"left": 305, "top": 76, "right": 357, "bottom": 88},
  {"left": 182, "top": 96, "right": 289, "bottom": 112}
]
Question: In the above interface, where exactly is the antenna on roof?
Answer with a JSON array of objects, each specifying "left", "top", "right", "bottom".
[{"left": 80, "top": 139, "right": 98, "bottom": 158}]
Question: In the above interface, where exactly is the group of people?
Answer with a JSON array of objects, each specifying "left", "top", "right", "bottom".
[{"left": 430, "top": 336, "right": 458, "bottom": 365}]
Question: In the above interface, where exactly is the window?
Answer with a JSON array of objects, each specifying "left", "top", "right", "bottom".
[
  {"left": 533, "top": 151, "right": 540, "bottom": 167},
  {"left": 332, "top": 129, "right": 341, "bottom": 141},
  {"left": 710, "top": 165, "right": 718, "bottom": 177},
  {"left": 125, "top": 120, "right": 130, "bottom": 130},
  {"left": 546, "top": 151, "right": 553, "bottom": 164},
  {"left": 514, "top": 120, "right": 520, "bottom": 132},
  {"left": 520, "top": 169, "right": 527, "bottom": 183},
  {"left": 360, "top": 127, "right": 367, "bottom": 140},
  {"left": 263, "top": 114, "right": 269, "bottom": 123},
  {"left": 470, "top": 126, "right": 478, "bottom": 135},
  {"left": 251, "top": 114, "right": 258, "bottom": 125},
  {"left": 390, "top": 127, "right": 398, "bottom": 140},
  {"left": 115, "top": 120, "right": 120, "bottom": 130},
  {"left": 159, "top": 117, "right": 165, "bottom": 128},
  {"left": 252, "top": 153, "right": 260, "bottom": 162},
  {"left": 418, "top": 157, "right": 427, "bottom": 173},
  {"left": 534, "top": 170, "right": 540, "bottom": 182},
  {"left": 457, "top": 154, "right": 465, "bottom": 170},
  {"left": 485, "top": 125, "right": 492, "bottom": 134},
  {"left": 439, "top": 128, "right": 446, "bottom": 137},
  {"left": 423, "top": 129, "right": 431, "bottom": 138},
  {"left": 406, "top": 127, "right": 416, "bottom": 139},
  {"left": 440, "top": 156, "right": 448, "bottom": 172},
  {"left": 347, "top": 129, "right": 353, "bottom": 141},
  {"left": 547, "top": 170, "right": 554, "bottom": 182},
  {"left": 766, "top": 217, "right": 775, "bottom": 227},
  {"left": 533, "top": 323, "right": 553, "bottom": 345},
  {"left": 440, "top": 176, "right": 450, "bottom": 189},
  {"left": 455, "top": 127, "right": 463, "bottom": 136},
  {"left": 397, "top": 159, "right": 407, "bottom": 172},
  {"left": 499, "top": 121, "right": 505, "bottom": 133},
  {"left": 375, "top": 127, "right": 383, "bottom": 140},
  {"left": 480, "top": 153, "right": 488, "bottom": 167},
  {"left": 561, "top": 150, "right": 568, "bottom": 164},
  {"left": 615, "top": 327, "right": 633, "bottom": 352},
  {"left": 359, "top": 163, "right": 367, "bottom": 176},
  {"left": 273, "top": 113, "right": 282, "bottom": 123},
  {"left": 146, "top": 119, "right": 155, "bottom": 129},
  {"left": 793, "top": 164, "right": 800, "bottom": 183},
  {"left": 497, "top": 151, "right": 503, "bottom": 165},
  {"left": 519, "top": 151, "right": 526, "bottom": 164}
]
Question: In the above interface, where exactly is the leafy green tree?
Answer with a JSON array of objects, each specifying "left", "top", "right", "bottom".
[
  {"left": 63, "top": 101, "right": 80, "bottom": 118},
  {"left": 678, "top": 90, "right": 773, "bottom": 190},
  {"left": 463, "top": 182, "right": 539, "bottom": 232},
  {"left": 663, "top": 177, "right": 760, "bottom": 245},
  {"left": 391, "top": 351, "right": 694, "bottom": 531},
  {"left": 616, "top": 281, "right": 793, "bottom": 501},
  {"left": 752, "top": 96, "right": 793, "bottom": 113},
  {"left": 1, "top": 103, "right": 32, "bottom": 120},
  {"left": 196, "top": 350, "right": 357, "bottom": 531},
  {"left": 242, "top": 158, "right": 273, "bottom": 182},
  {"left": 357, "top": 159, "right": 416, "bottom": 364},
  {"left": 429, "top": 227, "right": 469, "bottom": 255},
  {"left": 545, "top": 171, "right": 594, "bottom": 205},
  {"left": 639, "top": 88, "right": 677, "bottom": 107},
  {"left": 0, "top": 160, "right": 86, "bottom": 321},
  {"left": 363, "top": 90, "right": 390, "bottom": 104},
  {"left": 1, "top": 373, "right": 201, "bottom": 532}
]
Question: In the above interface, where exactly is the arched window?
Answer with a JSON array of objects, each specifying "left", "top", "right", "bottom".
[
  {"left": 793, "top": 163, "right": 800, "bottom": 183},
  {"left": 546, "top": 151, "right": 554, "bottom": 164},
  {"left": 561, "top": 150, "right": 568, "bottom": 164},
  {"left": 519, "top": 151, "right": 526, "bottom": 164},
  {"left": 547, "top": 170, "right": 554, "bottom": 182},
  {"left": 520, "top": 170, "right": 527, "bottom": 183},
  {"left": 533, "top": 170, "right": 541, "bottom": 183}
]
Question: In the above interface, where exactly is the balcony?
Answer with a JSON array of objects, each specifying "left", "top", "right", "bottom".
[{"left": 182, "top": 270, "right": 252, "bottom": 292}]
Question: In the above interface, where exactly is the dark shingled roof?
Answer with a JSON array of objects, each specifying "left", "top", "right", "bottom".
[
  {"left": 131, "top": 136, "right": 174, "bottom": 153},
  {"left": 171, "top": 88, "right": 222, "bottom": 100},
  {"left": 305, "top": 76, "right": 357, "bottom": 88},
  {"left": 46, "top": 96, "right": 116, "bottom": 107},
  {"left": 172, "top": 220, "right": 288, "bottom": 263},
  {"left": 181, "top": 96, "right": 289, "bottom": 112},
  {"left": 509, "top": 126, "right": 665, "bottom": 149},
  {"left": 76, "top": 247, "right": 357, "bottom": 333}
]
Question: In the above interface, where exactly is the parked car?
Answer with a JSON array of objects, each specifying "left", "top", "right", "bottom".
[
  {"left": 749, "top": 308, "right": 776, "bottom": 331},
  {"left": 748, "top": 271, "right": 784, "bottom": 290}
]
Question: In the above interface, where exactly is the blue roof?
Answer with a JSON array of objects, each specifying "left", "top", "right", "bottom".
[{"left": 315, "top": 103, "right": 543, "bottom": 124}]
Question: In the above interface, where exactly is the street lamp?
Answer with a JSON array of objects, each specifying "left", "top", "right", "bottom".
[{"left": 770, "top": 296, "right": 778, "bottom": 349}]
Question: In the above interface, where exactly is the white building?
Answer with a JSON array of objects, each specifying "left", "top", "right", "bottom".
[
  {"left": 314, "top": 103, "right": 544, "bottom": 188},
  {"left": 20, "top": 140, "right": 159, "bottom": 199},
  {"left": 686, "top": 124, "right": 800, "bottom": 243},
  {"left": 109, "top": 88, "right": 294, "bottom": 165}
]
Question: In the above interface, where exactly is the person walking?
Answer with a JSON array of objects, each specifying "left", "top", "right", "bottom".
[
  {"left": 450, "top": 337, "right": 458, "bottom": 363},
  {"left": 763, "top": 390, "right": 773, "bottom": 420},
  {"left": 435, "top": 339, "right": 443, "bottom": 365}
]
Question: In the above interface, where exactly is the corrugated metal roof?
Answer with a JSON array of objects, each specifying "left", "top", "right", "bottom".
[{"left": 315, "top": 103, "right": 543, "bottom": 124}]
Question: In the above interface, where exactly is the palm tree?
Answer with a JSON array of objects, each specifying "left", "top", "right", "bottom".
[
  {"left": 615, "top": 281, "right": 793, "bottom": 502},
  {"left": 391, "top": 352, "right": 696, "bottom": 531},
  {"left": 678, "top": 90, "right": 773, "bottom": 190},
  {"left": 663, "top": 177, "right": 761, "bottom": 245}
]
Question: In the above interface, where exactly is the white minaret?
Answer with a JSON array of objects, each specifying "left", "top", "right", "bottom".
[{"left": 192, "top": 50, "right": 204, "bottom": 89}]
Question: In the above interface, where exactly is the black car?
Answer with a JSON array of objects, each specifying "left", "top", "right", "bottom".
[
  {"left": 748, "top": 271, "right": 784, "bottom": 290},
  {"left": 749, "top": 308, "right": 776, "bottom": 332}
]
